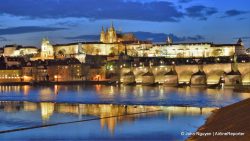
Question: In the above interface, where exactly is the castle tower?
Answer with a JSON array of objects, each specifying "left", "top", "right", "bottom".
[{"left": 100, "top": 26, "right": 106, "bottom": 43}]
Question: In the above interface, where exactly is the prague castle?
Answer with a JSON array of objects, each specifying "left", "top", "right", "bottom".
[{"left": 0, "top": 23, "right": 247, "bottom": 62}]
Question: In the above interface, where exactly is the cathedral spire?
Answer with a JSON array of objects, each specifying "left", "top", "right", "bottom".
[
  {"left": 166, "top": 36, "right": 173, "bottom": 45},
  {"left": 100, "top": 26, "right": 106, "bottom": 42},
  {"left": 101, "top": 26, "right": 104, "bottom": 32},
  {"left": 111, "top": 21, "right": 114, "bottom": 28},
  {"left": 110, "top": 21, "right": 115, "bottom": 31}
]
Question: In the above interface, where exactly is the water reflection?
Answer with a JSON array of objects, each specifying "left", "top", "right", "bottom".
[
  {"left": 0, "top": 101, "right": 216, "bottom": 134},
  {"left": 0, "top": 85, "right": 250, "bottom": 107}
]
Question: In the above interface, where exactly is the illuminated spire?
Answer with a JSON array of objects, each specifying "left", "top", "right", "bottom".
[
  {"left": 101, "top": 26, "right": 104, "bottom": 32},
  {"left": 166, "top": 36, "right": 173, "bottom": 45},
  {"left": 111, "top": 21, "right": 114, "bottom": 28},
  {"left": 100, "top": 26, "right": 106, "bottom": 42},
  {"left": 110, "top": 21, "right": 115, "bottom": 31}
]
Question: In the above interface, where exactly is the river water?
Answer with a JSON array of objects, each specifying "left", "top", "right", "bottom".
[{"left": 0, "top": 85, "right": 249, "bottom": 141}]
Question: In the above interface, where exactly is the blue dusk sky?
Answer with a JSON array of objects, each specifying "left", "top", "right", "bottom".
[{"left": 0, "top": 0, "right": 249, "bottom": 47}]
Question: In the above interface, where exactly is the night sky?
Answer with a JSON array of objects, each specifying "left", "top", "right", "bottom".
[{"left": 0, "top": 0, "right": 249, "bottom": 47}]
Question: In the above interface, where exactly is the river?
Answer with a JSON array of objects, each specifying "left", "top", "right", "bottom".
[{"left": 0, "top": 85, "right": 249, "bottom": 141}]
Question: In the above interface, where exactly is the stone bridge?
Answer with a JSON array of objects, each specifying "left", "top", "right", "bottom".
[{"left": 120, "top": 63, "right": 250, "bottom": 85}]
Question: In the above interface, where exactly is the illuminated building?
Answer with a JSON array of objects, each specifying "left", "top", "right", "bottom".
[
  {"left": 41, "top": 38, "right": 54, "bottom": 60},
  {"left": 31, "top": 38, "right": 54, "bottom": 61},
  {"left": 87, "top": 66, "right": 106, "bottom": 81},
  {"left": 100, "top": 22, "right": 137, "bottom": 43},
  {"left": 1, "top": 44, "right": 38, "bottom": 57},
  {"left": 22, "top": 61, "right": 49, "bottom": 82},
  {"left": 100, "top": 22, "right": 118, "bottom": 43},
  {"left": 47, "top": 58, "right": 88, "bottom": 82},
  {"left": 0, "top": 69, "right": 22, "bottom": 83},
  {"left": 146, "top": 39, "right": 245, "bottom": 58},
  {"left": 41, "top": 23, "right": 145, "bottom": 62},
  {"left": 22, "top": 64, "right": 35, "bottom": 82},
  {"left": 4, "top": 57, "right": 24, "bottom": 67}
]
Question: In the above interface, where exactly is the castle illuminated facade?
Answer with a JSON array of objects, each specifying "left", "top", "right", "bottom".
[
  {"left": 1, "top": 23, "right": 246, "bottom": 62},
  {"left": 39, "top": 23, "right": 245, "bottom": 62}
]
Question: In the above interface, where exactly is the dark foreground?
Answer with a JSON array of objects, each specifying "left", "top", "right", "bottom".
[{"left": 187, "top": 98, "right": 250, "bottom": 141}]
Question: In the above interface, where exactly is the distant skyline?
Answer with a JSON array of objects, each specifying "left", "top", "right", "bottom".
[{"left": 0, "top": 0, "right": 249, "bottom": 48}]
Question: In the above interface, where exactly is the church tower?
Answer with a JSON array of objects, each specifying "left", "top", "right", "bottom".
[
  {"left": 237, "top": 38, "right": 244, "bottom": 46},
  {"left": 100, "top": 22, "right": 118, "bottom": 43},
  {"left": 166, "top": 36, "right": 173, "bottom": 45},
  {"left": 41, "top": 38, "right": 54, "bottom": 60},
  {"left": 108, "top": 22, "right": 117, "bottom": 43},
  {"left": 100, "top": 26, "right": 106, "bottom": 43}
]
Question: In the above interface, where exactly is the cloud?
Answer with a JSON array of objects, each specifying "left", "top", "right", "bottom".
[
  {"left": 185, "top": 5, "right": 218, "bottom": 20},
  {"left": 133, "top": 32, "right": 205, "bottom": 42},
  {"left": 54, "top": 21, "right": 80, "bottom": 27},
  {"left": 0, "top": 0, "right": 184, "bottom": 22},
  {"left": 65, "top": 35, "right": 99, "bottom": 41},
  {"left": 64, "top": 31, "right": 205, "bottom": 43},
  {"left": 179, "top": 0, "right": 192, "bottom": 3},
  {"left": 0, "top": 26, "right": 67, "bottom": 36},
  {"left": 221, "top": 9, "right": 248, "bottom": 18}
]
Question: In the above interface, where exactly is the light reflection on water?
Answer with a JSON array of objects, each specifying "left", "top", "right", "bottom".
[
  {"left": 0, "top": 85, "right": 249, "bottom": 140},
  {"left": 0, "top": 85, "right": 250, "bottom": 107},
  {"left": 0, "top": 101, "right": 216, "bottom": 141}
]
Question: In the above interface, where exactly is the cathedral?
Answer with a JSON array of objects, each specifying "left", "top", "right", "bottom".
[
  {"left": 100, "top": 22, "right": 137, "bottom": 43},
  {"left": 100, "top": 22, "right": 118, "bottom": 43}
]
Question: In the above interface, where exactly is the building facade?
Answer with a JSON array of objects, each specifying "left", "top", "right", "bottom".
[
  {"left": 137, "top": 38, "right": 245, "bottom": 58},
  {"left": 47, "top": 58, "right": 88, "bottom": 82},
  {"left": 0, "top": 69, "right": 22, "bottom": 83},
  {"left": 1, "top": 44, "right": 38, "bottom": 57}
]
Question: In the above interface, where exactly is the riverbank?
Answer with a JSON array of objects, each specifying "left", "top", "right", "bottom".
[{"left": 187, "top": 98, "right": 250, "bottom": 141}]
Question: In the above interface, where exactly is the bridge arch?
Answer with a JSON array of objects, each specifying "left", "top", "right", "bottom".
[
  {"left": 190, "top": 71, "right": 206, "bottom": 85},
  {"left": 206, "top": 70, "right": 224, "bottom": 84},
  {"left": 242, "top": 72, "right": 250, "bottom": 85},
  {"left": 178, "top": 71, "right": 193, "bottom": 84}
]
